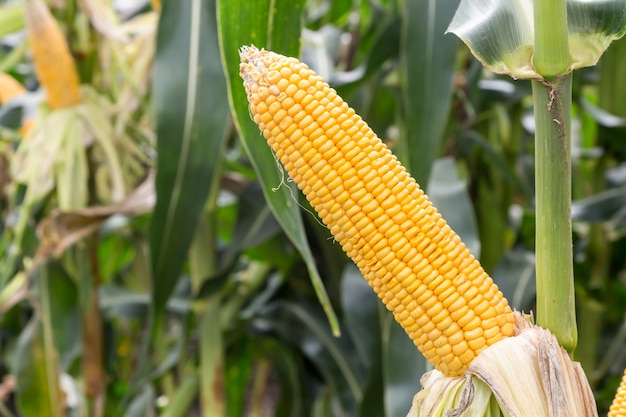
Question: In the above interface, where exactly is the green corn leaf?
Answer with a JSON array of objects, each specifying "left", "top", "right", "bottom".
[
  {"left": 384, "top": 316, "right": 429, "bottom": 417},
  {"left": 427, "top": 157, "right": 481, "bottom": 258},
  {"left": 279, "top": 301, "right": 365, "bottom": 414},
  {"left": 400, "top": 0, "right": 460, "bottom": 187},
  {"left": 0, "top": 2, "right": 25, "bottom": 38},
  {"left": 123, "top": 385, "right": 155, "bottom": 417},
  {"left": 160, "top": 374, "right": 199, "bottom": 417},
  {"left": 341, "top": 265, "right": 385, "bottom": 417},
  {"left": 149, "top": 0, "right": 230, "bottom": 312},
  {"left": 448, "top": 0, "right": 626, "bottom": 79},
  {"left": 14, "top": 319, "right": 64, "bottom": 417},
  {"left": 15, "top": 267, "right": 67, "bottom": 417},
  {"left": 218, "top": 0, "right": 340, "bottom": 336}
]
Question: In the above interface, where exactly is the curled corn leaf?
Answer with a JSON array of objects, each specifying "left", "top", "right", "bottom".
[
  {"left": 24, "top": 0, "right": 81, "bottom": 109},
  {"left": 447, "top": 0, "right": 626, "bottom": 79},
  {"left": 239, "top": 46, "right": 516, "bottom": 377}
]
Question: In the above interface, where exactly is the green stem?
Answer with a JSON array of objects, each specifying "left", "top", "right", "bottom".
[
  {"left": 160, "top": 374, "right": 199, "bottom": 417},
  {"left": 38, "top": 267, "right": 64, "bottom": 417},
  {"left": 533, "top": 0, "right": 570, "bottom": 77},
  {"left": 190, "top": 181, "right": 223, "bottom": 415},
  {"left": 532, "top": 74, "right": 577, "bottom": 352},
  {"left": 199, "top": 301, "right": 225, "bottom": 416}
]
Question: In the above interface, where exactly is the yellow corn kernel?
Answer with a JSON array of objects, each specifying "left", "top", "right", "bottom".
[
  {"left": 0, "top": 72, "right": 26, "bottom": 104},
  {"left": 24, "top": 0, "right": 81, "bottom": 109},
  {"left": 609, "top": 369, "right": 626, "bottom": 417},
  {"left": 239, "top": 46, "right": 516, "bottom": 377}
]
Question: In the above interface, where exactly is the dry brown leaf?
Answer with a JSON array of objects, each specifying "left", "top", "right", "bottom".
[{"left": 35, "top": 172, "right": 154, "bottom": 259}]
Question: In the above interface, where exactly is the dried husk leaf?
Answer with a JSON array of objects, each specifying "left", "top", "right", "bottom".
[
  {"left": 80, "top": 0, "right": 128, "bottom": 41},
  {"left": 407, "top": 312, "right": 597, "bottom": 417},
  {"left": 35, "top": 171, "right": 154, "bottom": 259},
  {"left": 409, "top": 372, "right": 499, "bottom": 417}
]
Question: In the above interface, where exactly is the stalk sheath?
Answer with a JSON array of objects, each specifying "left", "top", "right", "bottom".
[{"left": 533, "top": 0, "right": 570, "bottom": 77}]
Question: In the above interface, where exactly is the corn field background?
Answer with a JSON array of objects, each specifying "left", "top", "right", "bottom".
[{"left": 0, "top": 0, "right": 625, "bottom": 416}]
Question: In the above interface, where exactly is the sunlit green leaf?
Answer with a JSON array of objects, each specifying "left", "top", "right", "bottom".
[
  {"left": 448, "top": 0, "right": 626, "bottom": 78},
  {"left": 218, "top": 0, "right": 340, "bottom": 335},
  {"left": 150, "top": 0, "right": 230, "bottom": 311},
  {"left": 567, "top": 0, "right": 626, "bottom": 69},
  {"left": 0, "top": 2, "right": 25, "bottom": 38}
]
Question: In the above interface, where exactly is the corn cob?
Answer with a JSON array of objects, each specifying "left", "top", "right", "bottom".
[
  {"left": 239, "top": 46, "right": 516, "bottom": 377},
  {"left": 609, "top": 369, "right": 626, "bottom": 417},
  {"left": 0, "top": 72, "right": 26, "bottom": 104},
  {"left": 23, "top": 0, "right": 81, "bottom": 109}
]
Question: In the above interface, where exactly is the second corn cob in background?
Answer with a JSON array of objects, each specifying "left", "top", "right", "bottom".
[
  {"left": 239, "top": 45, "right": 516, "bottom": 378},
  {"left": 23, "top": 0, "right": 81, "bottom": 109}
]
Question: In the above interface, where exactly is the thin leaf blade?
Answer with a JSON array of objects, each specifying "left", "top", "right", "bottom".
[
  {"left": 218, "top": 0, "right": 340, "bottom": 335},
  {"left": 400, "top": 0, "right": 460, "bottom": 186},
  {"left": 150, "top": 0, "right": 229, "bottom": 311}
]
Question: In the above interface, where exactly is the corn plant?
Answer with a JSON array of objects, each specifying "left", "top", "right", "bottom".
[
  {"left": 1, "top": 0, "right": 626, "bottom": 416},
  {"left": 226, "top": 0, "right": 626, "bottom": 415}
]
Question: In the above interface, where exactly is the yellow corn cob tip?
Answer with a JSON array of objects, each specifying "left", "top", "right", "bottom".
[
  {"left": 239, "top": 45, "right": 516, "bottom": 377},
  {"left": 24, "top": 0, "right": 81, "bottom": 109},
  {"left": 0, "top": 72, "right": 26, "bottom": 104},
  {"left": 610, "top": 369, "right": 626, "bottom": 417}
]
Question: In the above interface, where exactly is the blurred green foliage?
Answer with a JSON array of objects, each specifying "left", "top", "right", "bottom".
[{"left": 0, "top": 0, "right": 624, "bottom": 416}]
